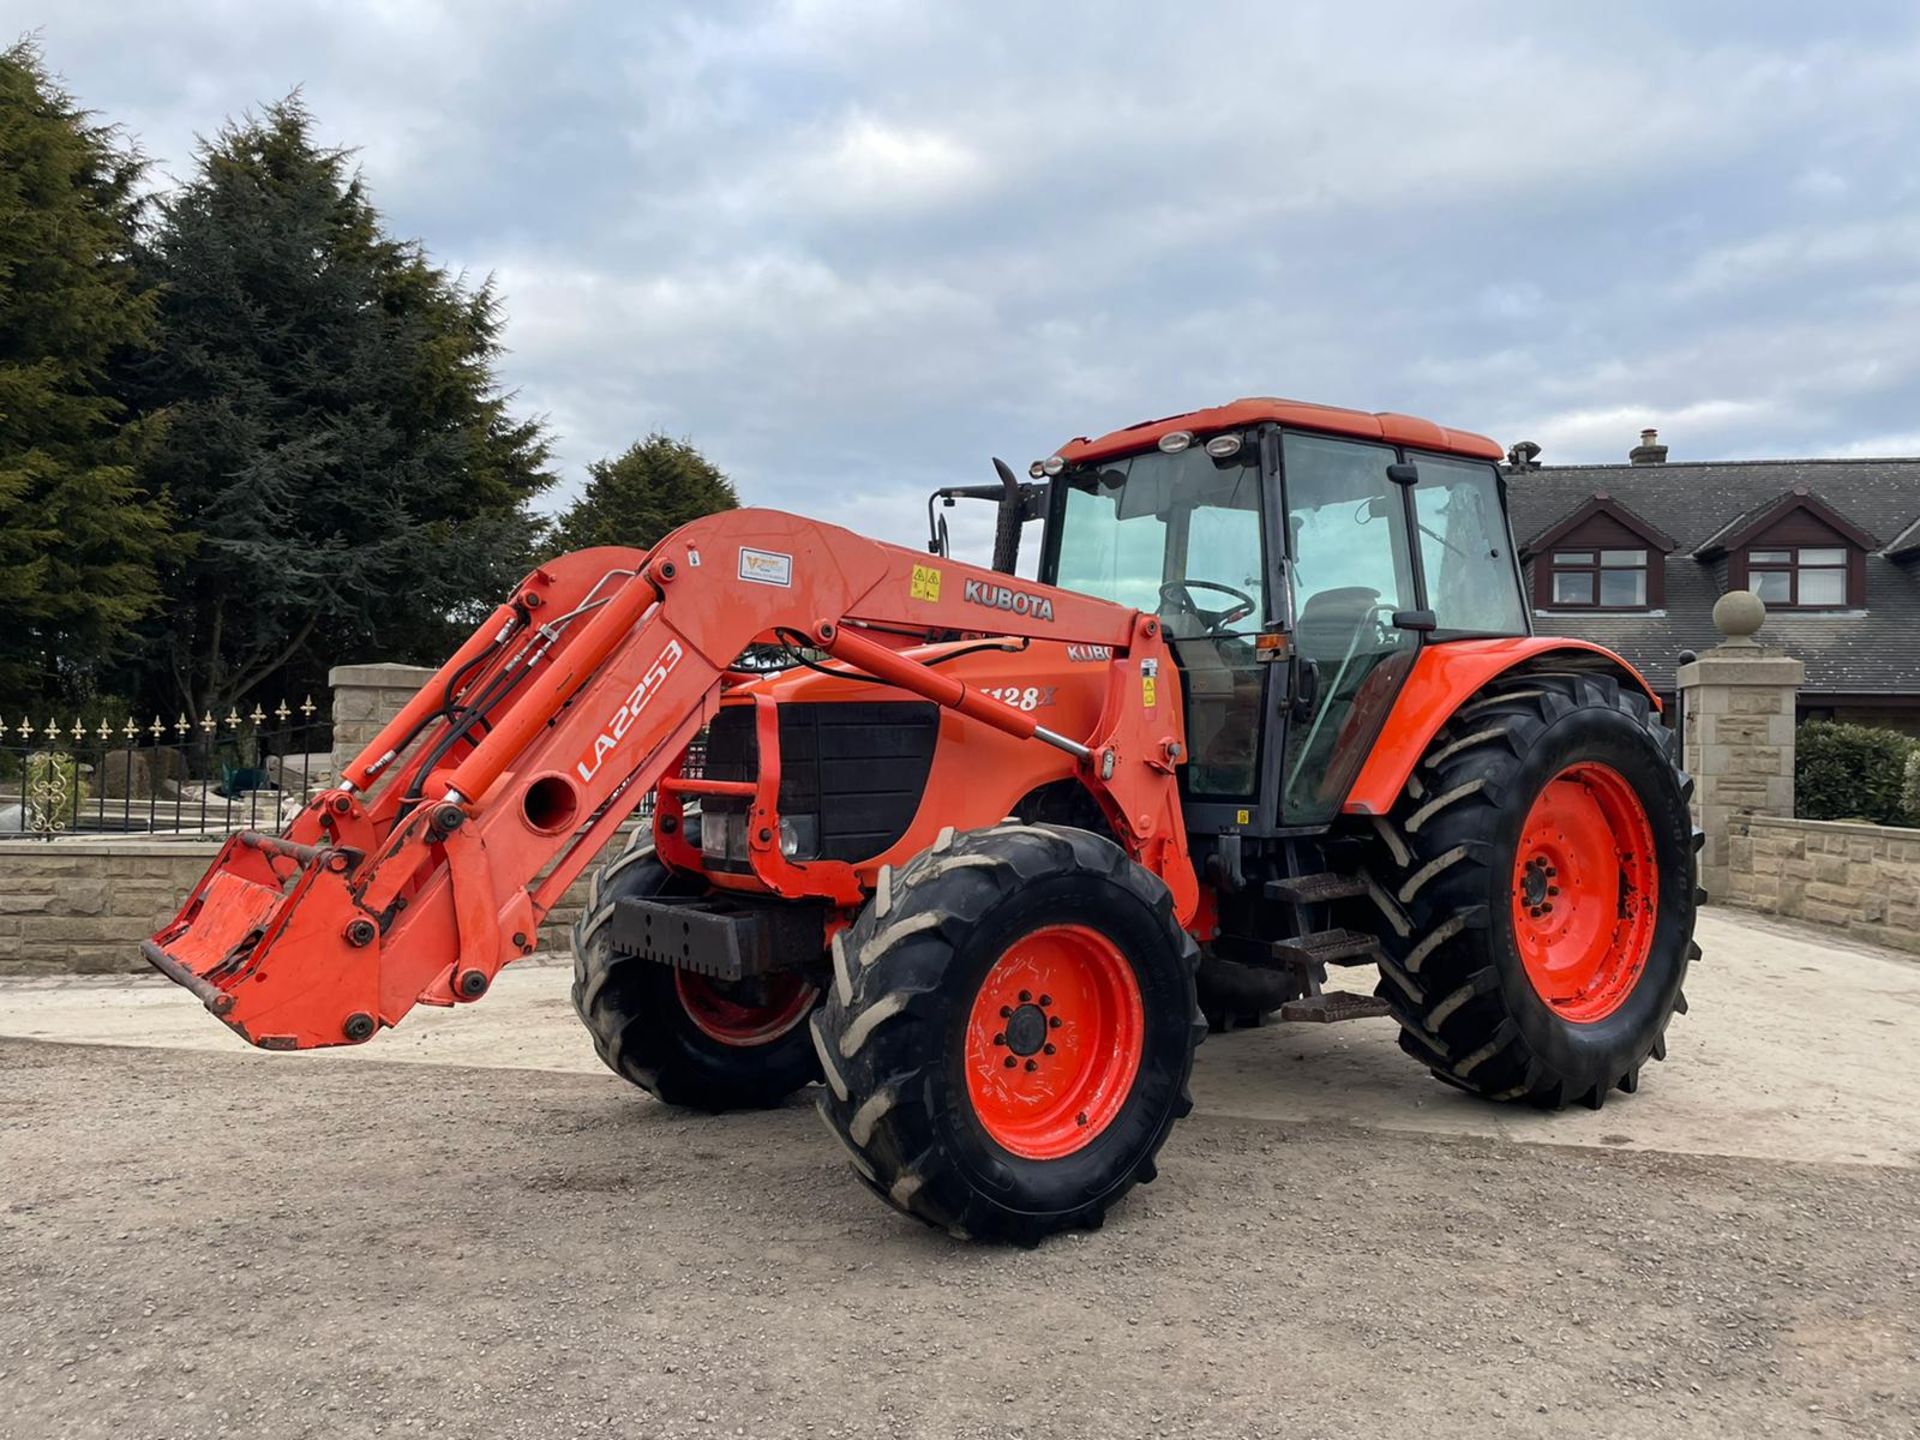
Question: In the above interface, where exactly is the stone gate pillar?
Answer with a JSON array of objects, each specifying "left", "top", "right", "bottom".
[
  {"left": 329, "top": 663, "right": 436, "bottom": 774},
  {"left": 1674, "top": 592, "right": 1803, "bottom": 900}
]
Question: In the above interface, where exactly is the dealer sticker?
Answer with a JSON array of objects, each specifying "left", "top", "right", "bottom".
[{"left": 737, "top": 547, "right": 793, "bottom": 587}]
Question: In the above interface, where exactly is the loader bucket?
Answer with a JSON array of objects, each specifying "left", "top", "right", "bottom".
[{"left": 144, "top": 829, "right": 383, "bottom": 1050}]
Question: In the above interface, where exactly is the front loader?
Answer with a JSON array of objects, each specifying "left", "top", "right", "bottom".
[{"left": 147, "top": 396, "right": 1700, "bottom": 1243}]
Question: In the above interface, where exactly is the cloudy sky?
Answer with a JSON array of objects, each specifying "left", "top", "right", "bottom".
[{"left": 20, "top": 1, "right": 1920, "bottom": 560}]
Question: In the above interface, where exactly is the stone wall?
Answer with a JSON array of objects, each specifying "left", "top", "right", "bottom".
[
  {"left": 1724, "top": 814, "right": 1920, "bottom": 956},
  {"left": 0, "top": 831, "right": 601, "bottom": 977},
  {"left": 0, "top": 839, "right": 221, "bottom": 975}
]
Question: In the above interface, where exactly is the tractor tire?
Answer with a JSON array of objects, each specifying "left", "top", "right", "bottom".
[
  {"left": 812, "top": 823, "right": 1204, "bottom": 1245},
  {"left": 1365, "top": 671, "right": 1702, "bottom": 1110},
  {"left": 570, "top": 831, "right": 821, "bottom": 1112}
]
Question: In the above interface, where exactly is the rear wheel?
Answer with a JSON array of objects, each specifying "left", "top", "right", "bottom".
[
  {"left": 812, "top": 823, "right": 1203, "bottom": 1244},
  {"left": 570, "top": 831, "right": 821, "bottom": 1111},
  {"left": 1365, "top": 671, "right": 1701, "bottom": 1109}
]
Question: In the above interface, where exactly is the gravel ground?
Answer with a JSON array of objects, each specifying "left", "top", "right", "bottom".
[{"left": 3, "top": 1037, "right": 1917, "bottom": 1440}]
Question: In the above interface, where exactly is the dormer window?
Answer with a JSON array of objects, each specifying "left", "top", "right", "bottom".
[
  {"left": 1746, "top": 546, "right": 1848, "bottom": 609},
  {"left": 1550, "top": 548, "right": 1648, "bottom": 608},
  {"left": 1523, "top": 493, "right": 1673, "bottom": 612},
  {"left": 1699, "top": 489, "right": 1874, "bottom": 612}
]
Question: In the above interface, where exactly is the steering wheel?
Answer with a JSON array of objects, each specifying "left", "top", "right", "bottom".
[{"left": 1159, "top": 579, "right": 1257, "bottom": 634}]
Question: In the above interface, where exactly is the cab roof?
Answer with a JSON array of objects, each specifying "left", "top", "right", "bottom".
[{"left": 1055, "top": 396, "right": 1504, "bottom": 466}]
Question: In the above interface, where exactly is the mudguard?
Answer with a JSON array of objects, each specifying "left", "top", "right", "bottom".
[{"left": 1341, "top": 637, "right": 1661, "bottom": 817}]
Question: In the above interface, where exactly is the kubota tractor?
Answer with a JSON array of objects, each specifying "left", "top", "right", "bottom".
[{"left": 147, "top": 397, "right": 1700, "bottom": 1243}]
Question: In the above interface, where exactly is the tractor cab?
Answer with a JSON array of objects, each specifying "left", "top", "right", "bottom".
[{"left": 1034, "top": 408, "right": 1529, "bottom": 833}]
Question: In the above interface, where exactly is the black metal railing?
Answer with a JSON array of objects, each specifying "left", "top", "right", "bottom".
[{"left": 0, "top": 700, "right": 333, "bottom": 840}]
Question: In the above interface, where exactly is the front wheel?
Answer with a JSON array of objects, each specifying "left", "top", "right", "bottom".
[
  {"left": 1366, "top": 671, "right": 1701, "bottom": 1109},
  {"left": 570, "top": 832, "right": 821, "bottom": 1111},
  {"left": 812, "top": 823, "right": 1204, "bottom": 1245}
]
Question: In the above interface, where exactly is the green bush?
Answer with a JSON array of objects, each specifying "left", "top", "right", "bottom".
[{"left": 1795, "top": 722, "right": 1915, "bottom": 826}]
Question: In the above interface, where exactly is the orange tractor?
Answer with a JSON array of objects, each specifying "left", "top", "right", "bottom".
[{"left": 147, "top": 397, "right": 1700, "bottom": 1243}]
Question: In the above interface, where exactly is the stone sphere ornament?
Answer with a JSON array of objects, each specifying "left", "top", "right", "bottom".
[{"left": 1712, "top": 589, "right": 1766, "bottom": 645}]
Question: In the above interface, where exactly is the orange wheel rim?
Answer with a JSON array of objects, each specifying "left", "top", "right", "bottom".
[
  {"left": 1511, "top": 762, "right": 1658, "bottom": 1023},
  {"left": 674, "top": 970, "right": 816, "bottom": 1047},
  {"left": 964, "top": 924, "right": 1144, "bottom": 1160}
]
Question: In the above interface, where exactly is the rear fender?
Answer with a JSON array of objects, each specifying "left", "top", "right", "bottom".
[{"left": 1342, "top": 638, "right": 1660, "bottom": 817}]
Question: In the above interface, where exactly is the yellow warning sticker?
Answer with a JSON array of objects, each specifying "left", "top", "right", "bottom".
[
  {"left": 910, "top": 564, "right": 942, "bottom": 602},
  {"left": 1142, "top": 675, "right": 1157, "bottom": 708},
  {"left": 1236, "top": 809, "right": 1251, "bottom": 826}
]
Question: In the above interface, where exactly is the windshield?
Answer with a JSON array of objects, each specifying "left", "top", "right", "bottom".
[
  {"left": 1053, "top": 447, "right": 1264, "bottom": 623},
  {"left": 1051, "top": 444, "right": 1267, "bottom": 798}
]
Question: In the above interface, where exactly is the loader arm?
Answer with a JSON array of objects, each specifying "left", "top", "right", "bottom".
[{"left": 146, "top": 508, "right": 1195, "bottom": 1049}]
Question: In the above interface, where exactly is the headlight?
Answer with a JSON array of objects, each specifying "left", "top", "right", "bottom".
[
  {"left": 701, "top": 810, "right": 748, "bottom": 863},
  {"left": 779, "top": 814, "right": 819, "bottom": 860}
]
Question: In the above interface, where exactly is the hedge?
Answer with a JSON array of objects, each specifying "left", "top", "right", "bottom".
[{"left": 1795, "top": 721, "right": 1915, "bottom": 826}]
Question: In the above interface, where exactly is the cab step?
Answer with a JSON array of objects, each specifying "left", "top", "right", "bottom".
[
  {"left": 1271, "top": 928, "right": 1382, "bottom": 967},
  {"left": 1279, "top": 990, "right": 1392, "bottom": 1023},
  {"left": 1265, "top": 872, "right": 1368, "bottom": 905}
]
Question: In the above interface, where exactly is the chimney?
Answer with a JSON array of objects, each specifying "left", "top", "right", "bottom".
[{"left": 1629, "top": 427, "right": 1668, "bottom": 465}]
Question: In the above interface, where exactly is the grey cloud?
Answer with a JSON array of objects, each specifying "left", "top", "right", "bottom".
[{"left": 27, "top": 0, "right": 1920, "bottom": 564}]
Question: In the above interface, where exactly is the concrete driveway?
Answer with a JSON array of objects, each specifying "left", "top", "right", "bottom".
[
  {"left": 2, "top": 905, "right": 1917, "bottom": 1440},
  {"left": 5, "top": 906, "right": 1916, "bottom": 1169}
]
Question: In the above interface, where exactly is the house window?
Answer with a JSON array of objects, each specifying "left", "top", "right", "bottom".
[
  {"left": 1747, "top": 546, "right": 1848, "bottom": 609},
  {"left": 1550, "top": 548, "right": 1648, "bottom": 608}
]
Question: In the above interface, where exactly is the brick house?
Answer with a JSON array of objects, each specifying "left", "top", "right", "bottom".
[{"left": 1505, "top": 429, "right": 1920, "bottom": 730}]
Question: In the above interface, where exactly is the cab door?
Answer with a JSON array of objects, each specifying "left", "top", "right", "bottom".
[{"left": 1276, "top": 431, "right": 1420, "bottom": 826}]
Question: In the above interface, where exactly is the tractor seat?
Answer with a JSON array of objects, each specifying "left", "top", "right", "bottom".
[{"left": 1293, "top": 586, "right": 1383, "bottom": 661}]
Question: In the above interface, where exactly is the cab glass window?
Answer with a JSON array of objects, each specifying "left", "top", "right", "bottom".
[
  {"left": 1051, "top": 445, "right": 1266, "bottom": 798},
  {"left": 1279, "top": 432, "right": 1415, "bottom": 824},
  {"left": 1409, "top": 453, "right": 1527, "bottom": 635}
]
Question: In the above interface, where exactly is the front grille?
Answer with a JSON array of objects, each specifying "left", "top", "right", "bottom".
[
  {"left": 778, "top": 701, "right": 939, "bottom": 861},
  {"left": 697, "top": 700, "right": 939, "bottom": 869}
]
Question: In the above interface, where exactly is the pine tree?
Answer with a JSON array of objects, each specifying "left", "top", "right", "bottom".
[
  {"left": 556, "top": 433, "right": 740, "bottom": 552},
  {"left": 0, "top": 40, "right": 170, "bottom": 703},
  {"left": 129, "top": 96, "right": 554, "bottom": 720}
]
